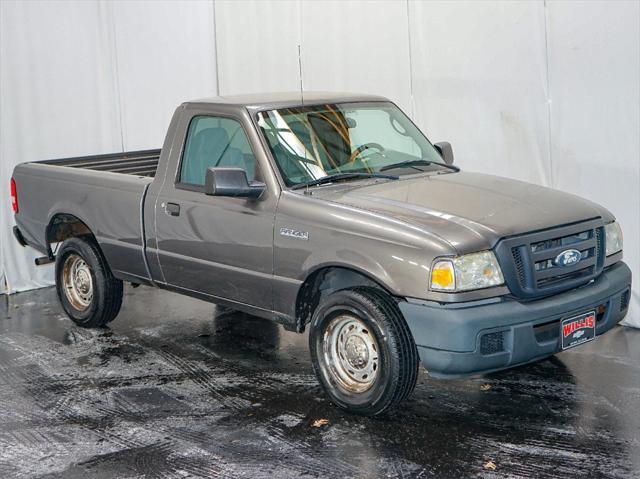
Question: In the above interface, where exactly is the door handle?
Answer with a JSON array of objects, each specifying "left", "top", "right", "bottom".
[{"left": 163, "top": 202, "right": 180, "bottom": 216}]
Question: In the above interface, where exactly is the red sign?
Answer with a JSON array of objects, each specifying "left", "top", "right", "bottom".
[{"left": 562, "top": 314, "right": 595, "bottom": 338}]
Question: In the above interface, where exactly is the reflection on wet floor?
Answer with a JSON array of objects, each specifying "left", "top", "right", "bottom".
[{"left": 0, "top": 285, "right": 639, "bottom": 478}]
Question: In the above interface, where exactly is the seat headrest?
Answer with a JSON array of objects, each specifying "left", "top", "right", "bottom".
[{"left": 192, "top": 127, "right": 230, "bottom": 160}]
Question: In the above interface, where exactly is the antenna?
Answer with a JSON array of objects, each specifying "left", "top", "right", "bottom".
[{"left": 297, "top": 44, "right": 304, "bottom": 105}]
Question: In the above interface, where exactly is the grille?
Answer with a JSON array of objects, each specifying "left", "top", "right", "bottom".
[
  {"left": 496, "top": 219, "right": 605, "bottom": 300},
  {"left": 620, "top": 289, "right": 630, "bottom": 312},
  {"left": 594, "top": 227, "right": 603, "bottom": 259},
  {"left": 480, "top": 332, "right": 505, "bottom": 355},
  {"left": 512, "top": 248, "right": 525, "bottom": 287}
]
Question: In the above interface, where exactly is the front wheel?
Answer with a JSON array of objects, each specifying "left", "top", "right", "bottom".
[
  {"left": 309, "top": 287, "right": 419, "bottom": 416},
  {"left": 55, "top": 237, "right": 123, "bottom": 328}
]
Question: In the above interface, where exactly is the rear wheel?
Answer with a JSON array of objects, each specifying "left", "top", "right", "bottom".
[
  {"left": 55, "top": 237, "right": 123, "bottom": 328},
  {"left": 309, "top": 287, "right": 419, "bottom": 416}
]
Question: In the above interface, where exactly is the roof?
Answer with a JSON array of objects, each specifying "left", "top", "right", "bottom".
[{"left": 187, "top": 91, "right": 390, "bottom": 111}]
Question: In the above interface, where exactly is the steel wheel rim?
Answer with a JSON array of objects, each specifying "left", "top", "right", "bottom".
[
  {"left": 322, "top": 314, "right": 380, "bottom": 393},
  {"left": 62, "top": 254, "right": 93, "bottom": 310}
]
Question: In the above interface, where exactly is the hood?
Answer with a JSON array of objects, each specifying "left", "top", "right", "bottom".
[{"left": 309, "top": 171, "right": 613, "bottom": 254}]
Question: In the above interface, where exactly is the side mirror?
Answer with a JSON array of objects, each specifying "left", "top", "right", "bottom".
[
  {"left": 434, "top": 142, "right": 454, "bottom": 165},
  {"left": 205, "top": 167, "right": 265, "bottom": 199}
]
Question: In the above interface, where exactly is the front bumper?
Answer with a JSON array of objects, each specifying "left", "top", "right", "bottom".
[{"left": 400, "top": 262, "right": 632, "bottom": 378}]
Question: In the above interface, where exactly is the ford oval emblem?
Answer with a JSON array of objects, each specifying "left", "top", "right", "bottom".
[{"left": 555, "top": 249, "right": 582, "bottom": 267}]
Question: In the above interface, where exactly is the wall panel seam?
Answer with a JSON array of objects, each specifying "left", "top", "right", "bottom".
[
  {"left": 405, "top": 0, "right": 415, "bottom": 117},
  {"left": 543, "top": 0, "right": 554, "bottom": 188},
  {"left": 212, "top": 0, "right": 220, "bottom": 96},
  {"left": 106, "top": 1, "right": 125, "bottom": 152}
]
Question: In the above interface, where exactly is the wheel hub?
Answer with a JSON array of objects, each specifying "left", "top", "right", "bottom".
[
  {"left": 75, "top": 269, "right": 90, "bottom": 294},
  {"left": 62, "top": 254, "right": 93, "bottom": 310},
  {"left": 322, "top": 314, "right": 380, "bottom": 393},
  {"left": 344, "top": 335, "right": 369, "bottom": 369}
]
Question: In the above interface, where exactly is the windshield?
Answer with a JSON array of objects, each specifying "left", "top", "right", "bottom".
[{"left": 256, "top": 102, "right": 445, "bottom": 187}]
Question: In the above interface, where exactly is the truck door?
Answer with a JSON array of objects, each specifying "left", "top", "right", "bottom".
[{"left": 152, "top": 108, "right": 276, "bottom": 312}]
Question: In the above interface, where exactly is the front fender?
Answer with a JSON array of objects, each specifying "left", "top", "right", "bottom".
[{"left": 273, "top": 191, "right": 452, "bottom": 317}]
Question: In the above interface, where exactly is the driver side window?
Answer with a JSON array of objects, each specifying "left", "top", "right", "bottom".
[{"left": 179, "top": 116, "right": 256, "bottom": 186}]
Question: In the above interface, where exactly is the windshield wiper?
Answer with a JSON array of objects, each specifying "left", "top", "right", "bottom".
[
  {"left": 380, "top": 159, "right": 460, "bottom": 172},
  {"left": 291, "top": 172, "right": 399, "bottom": 190}
]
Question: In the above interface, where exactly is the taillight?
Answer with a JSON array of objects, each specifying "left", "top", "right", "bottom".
[{"left": 10, "top": 178, "right": 18, "bottom": 213}]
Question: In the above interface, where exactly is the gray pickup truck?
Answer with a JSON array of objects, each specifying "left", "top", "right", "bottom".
[{"left": 12, "top": 92, "right": 631, "bottom": 415}]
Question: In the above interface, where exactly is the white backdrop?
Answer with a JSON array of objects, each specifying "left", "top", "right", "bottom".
[{"left": 1, "top": 0, "right": 638, "bottom": 327}]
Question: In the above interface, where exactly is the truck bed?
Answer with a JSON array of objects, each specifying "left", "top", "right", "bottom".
[
  {"left": 14, "top": 148, "right": 159, "bottom": 282},
  {"left": 41, "top": 149, "right": 160, "bottom": 177}
]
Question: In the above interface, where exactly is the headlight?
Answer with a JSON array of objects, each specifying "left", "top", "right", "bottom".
[
  {"left": 430, "top": 251, "right": 504, "bottom": 292},
  {"left": 605, "top": 221, "right": 623, "bottom": 256}
]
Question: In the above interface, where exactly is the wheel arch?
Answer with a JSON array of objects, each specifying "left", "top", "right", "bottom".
[
  {"left": 294, "top": 264, "right": 398, "bottom": 333},
  {"left": 46, "top": 213, "right": 97, "bottom": 258}
]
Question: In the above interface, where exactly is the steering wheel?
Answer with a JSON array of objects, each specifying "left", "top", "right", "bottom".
[{"left": 348, "top": 142, "right": 385, "bottom": 163}]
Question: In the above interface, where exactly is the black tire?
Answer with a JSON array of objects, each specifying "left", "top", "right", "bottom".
[
  {"left": 55, "top": 237, "right": 123, "bottom": 328},
  {"left": 309, "top": 287, "right": 419, "bottom": 416}
]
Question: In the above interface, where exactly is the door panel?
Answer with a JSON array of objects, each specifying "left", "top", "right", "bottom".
[
  {"left": 153, "top": 111, "right": 276, "bottom": 310},
  {"left": 154, "top": 190, "right": 274, "bottom": 309}
]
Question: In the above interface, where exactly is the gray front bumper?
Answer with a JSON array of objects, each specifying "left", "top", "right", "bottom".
[{"left": 400, "top": 262, "right": 632, "bottom": 378}]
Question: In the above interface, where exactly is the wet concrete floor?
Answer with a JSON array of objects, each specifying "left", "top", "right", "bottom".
[{"left": 0, "top": 284, "right": 639, "bottom": 478}]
